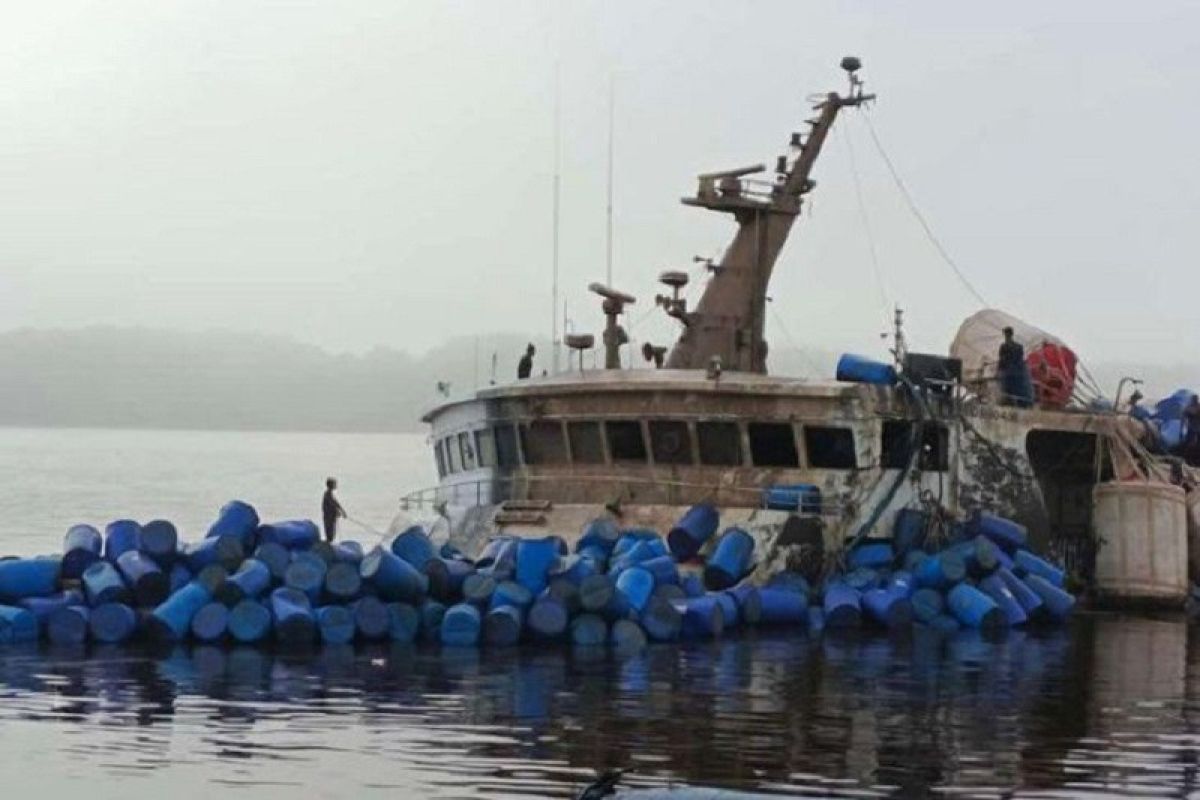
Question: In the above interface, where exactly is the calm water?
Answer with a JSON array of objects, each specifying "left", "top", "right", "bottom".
[{"left": 1, "top": 428, "right": 1199, "bottom": 798}]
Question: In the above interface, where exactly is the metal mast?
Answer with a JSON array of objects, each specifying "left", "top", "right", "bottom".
[{"left": 551, "top": 65, "right": 562, "bottom": 374}]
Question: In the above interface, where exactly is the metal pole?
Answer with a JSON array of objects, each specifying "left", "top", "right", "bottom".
[
  {"left": 606, "top": 72, "right": 615, "bottom": 287},
  {"left": 551, "top": 64, "right": 562, "bottom": 374}
]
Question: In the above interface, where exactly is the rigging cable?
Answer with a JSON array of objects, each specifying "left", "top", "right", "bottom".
[
  {"left": 767, "top": 303, "right": 824, "bottom": 377},
  {"left": 859, "top": 113, "right": 990, "bottom": 308},
  {"left": 841, "top": 120, "right": 892, "bottom": 329}
]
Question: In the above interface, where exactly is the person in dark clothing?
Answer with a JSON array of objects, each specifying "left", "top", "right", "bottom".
[
  {"left": 322, "top": 477, "right": 346, "bottom": 542},
  {"left": 1184, "top": 395, "right": 1200, "bottom": 464},
  {"left": 997, "top": 326, "right": 1034, "bottom": 407},
  {"left": 517, "top": 343, "right": 535, "bottom": 379}
]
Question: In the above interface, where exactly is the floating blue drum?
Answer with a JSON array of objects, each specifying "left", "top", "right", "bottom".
[
  {"left": 728, "top": 585, "right": 762, "bottom": 625},
  {"left": 758, "top": 587, "right": 808, "bottom": 626},
  {"left": 484, "top": 605, "right": 523, "bottom": 647},
  {"left": 888, "top": 571, "right": 914, "bottom": 597},
  {"left": 653, "top": 583, "right": 686, "bottom": 604},
  {"left": 390, "top": 526, "right": 436, "bottom": 570},
  {"left": 0, "top": 557, "right": 60, "bottom": 603},
  {"left": 47, "top": 605, "right": 89, "bottom": 645},
  {"left": 90, "top": 602, "right": 137, "bottom": 644},
  {"left": 422, "top": 557, "right": 471, "bottom": 602},
  {"left": 475, "top": 537, "right": 517, "bottom": 574},
  {"left": 911, "top": 588, "right": 944, "bottom": 623},
  {"left": 639, "top": 596, "right": 681, "bottom": 641},
  {"left": 228, "top": 600, "right": 272, "bottom": 644},
  {"left": 848, "top": 541, "right": 894, "bottom": 571},
  {"left": 578, "top": 517, "right": 620, "bottom": 555},
  {"left": 844, "top": 567, "right": 878, "bottom": 592},
  {"left": 613, "top": 529, "right": 662, "bottom": 559},
  {"left": 333, "top": 541, "right": 364, "bottom": 564},
  {"left": 20, "top": 590, "right": 83, "bottom": 622},
  {"left": 862, "top": 586, "right": 912, "bottom": 629},
  {"left": 207, "top": 500, "right": 260, "bottom": 546},
  {"left": 441, "top": 603, "right": 481, "bottom": 646},
  {"left": 259, "top": 520, "right": 319, "bottom": 551},
  {"left": 570, "top": 613, "right": 607, "bottom": 646},
  {"left": 253, "top": 541, "right": 291, "bottom": 581},
  {"left": 610, "top": 618, "right": 647, "bottom": 651},
  {"left": 285, "top": 554, "right": 328, "bottom": 604},
  {"left": 1024, "top": 574, "right": 1075, "bottom": 620},
  {"left": 673, "top": 596, "right": 724, "bottom": 639},
  {"left": 969, "top": 512, "right": 1028, "bottom": 553},
  {"left": 419, "top": 600, "right": 446, "bottom": 641},
  {"left": 308, "top": 540, "right": 337, "bottom": 565},
  {"left": 324, "top": 561, "right": 363, "bottom": 603},
  {"left": 979, "top": 574, "right": 1027, "bottom": 626},
  {"left": 353, "top": 596, "right": 390, "bottom": 639},
  {"left": 270, "top": 587, "right": 316, "bottom": 646},
  {"left": 579, "top": 574, "right": 615, "bottom": 613},
  {"left": 947, "top": 583, "right": 1005, "bottom": 630},
  {"left": 187, "top": 534, "right": 244, "bottom": 573},
  {"left": 554, "top": 554, "right": 599, "bottom": 587},
  {"left": 1014, "top": 551, "right": 1066, "bottom": 588},
  {"left": 528, "top": 596, "right": 568, "bottom": 639},
  {"left": 462, "top": 573, "right": 497, "bottom": 607},
  {"left": 220, "top": 558, "right": 272, "bottom": 605},
  {"left": 681, "top": 573, "right": 705, "bottom": 598},
  {"left": 605, "top": 588, "right": 633, "bottom": 623},
  {"left": 191, "top": 602, "right": 229, "bottom": 642},
  {"left": 0, "top": 605, "right": 38, "bottom": 644},
  {"left": 823, "top": 583, "right": 863, "bottom": 628},
  {"left": 83, "top": 561, "right": 130, "bottom": 607},
  {"left": 116, "top": 551, "right": 169, "bottom": 606},
  {"left": 547, "top": 579, "right": 581, "bottom": 616},
  {"left": 667, "top": 503, "right": 720, "bottom": 560},
  {"left": 914, "top": 552, "right": 967, "bottom": 589},
  {"left": 515, "top": 537, "right": 560, "bottom": 596},
  {"left": 836, "top": 353, "right": 897, "bottom": 385},
  {"left": 317, "top": 605, "right": 356, "bottom": 644},
  {"left": 893, "top": 508, "right": 929, "bottom": 555},
  {"left": 104, "top": 520, "right": 141, "bottom": 562},
  {"left": 949, "top": 536, "right": 1000, "bottom": 578},
  {"left": 616, "top": 567, "right": 655, "bottom": 613},
  {"left": 387, "top": 602, "right": 420, "bottom": 643},
  {"left": 490, "top": 580, "right": 534, "bottom": 612},
  {"left": 704, "top": 528, "right": 755, "bottom": 590},
  {"left": 148, "top": 581, "right": 212, "bottom": 641},
  {"left": 62, "top": 524, "right": 102, "bottom": 579},
  {"left": 997, "top": 566, "right": 1043, "bottom": 615},
  {"left": 766, "top": 572, "right": 811, "bottom": 599},
  {"left": 138, "top": 520, "right": 179, "bottom": 566},
  {"left": 361, "top": 547, "right": 428, "bottom": 603},
  {"left": 169, "top": 564, "right": 192, "bottom": 594},
  {"left": 929, "top": 614, "right": 960, "bottom": 634}
]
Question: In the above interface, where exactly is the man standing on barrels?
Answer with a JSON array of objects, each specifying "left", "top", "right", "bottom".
[
  {"left": 997, "top": 326, "right": 1034, "bottom": 408},
  {"left": 322, "top": 477, "right": 346, "bottom": 542}
]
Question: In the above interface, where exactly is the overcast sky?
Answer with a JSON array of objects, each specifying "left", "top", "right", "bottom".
[{"left": 2, "top": 1, "right": 1198, "bottom": 370}]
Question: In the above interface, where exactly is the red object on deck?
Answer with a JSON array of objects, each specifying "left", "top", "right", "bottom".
[{"left": 1026, "top": 342, "right": 1078, "bottom": 408}]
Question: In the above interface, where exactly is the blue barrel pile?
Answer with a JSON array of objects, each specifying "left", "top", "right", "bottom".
[{"left": 0, "top": 500, "right": 1074, "bottom": 649}]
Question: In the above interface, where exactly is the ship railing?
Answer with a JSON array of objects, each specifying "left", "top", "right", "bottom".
[{"left": 398, "top": 473, "right": 850, "bottom": 516}]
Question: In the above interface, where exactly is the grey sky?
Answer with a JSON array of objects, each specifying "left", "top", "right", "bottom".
[{"left": 2, "top": 1, "right": 1198, "bottom": 370}]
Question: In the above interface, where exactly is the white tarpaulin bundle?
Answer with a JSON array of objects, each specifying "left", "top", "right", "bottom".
[{"left": 949, "top": 308, "right": 1068, "bottom": 390}]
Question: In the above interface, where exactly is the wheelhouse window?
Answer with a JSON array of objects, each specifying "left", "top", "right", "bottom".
[
  {"left": 606, "top": 420, "right": 647, "bottom": 462},
  {"left": 495, "top": 424, "right": 520, "bottom": 468},
  {"left": 748, "top": 422, "right": 800, "bottom": 467},
  {"left": 881, "top": 421, "right": 949, "bottom": 472},
  {"left": 568, "top": 421, "right": 606, "bottom": 464},
  {"left": 474, "top": 429, "right": 497, "bottom": 468},
  {"left": 445, "top": 435, "right": 461, "bottom": 473},
  {"left": 697, "top": 421, "right": 743, "bottom": 466},
  {"left": 458, "top": 431, "right": 476, "bottom": 471},
  {"left": 805, "top": 426, "right": 857, "bottom": 469},
  {"left": 434, "top": 440, "right": 447, "bottom": 478},
  {"left": 521, "top": 421, "right": 568, "bottom": 465},
  {"left": 649, "top": 420, "right": 693, "bottom": 465}
]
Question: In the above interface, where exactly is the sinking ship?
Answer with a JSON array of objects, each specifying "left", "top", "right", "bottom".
[{"left": 401, "top": 58, "right": 1195, "bottom": 607}]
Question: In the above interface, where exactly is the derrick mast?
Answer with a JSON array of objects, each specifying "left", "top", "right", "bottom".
[{"left": 665, "top": 57, "right": 873, "bottom": 373}]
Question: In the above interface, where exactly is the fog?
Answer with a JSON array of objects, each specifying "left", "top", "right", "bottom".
[{"left": 2, "top": 1, "right": 1198, "bottom": 390}]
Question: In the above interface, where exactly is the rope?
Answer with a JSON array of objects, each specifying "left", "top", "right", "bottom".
[
  {"left": 841, "top": 121, "right": 892, "bottom": 328},
  {"left": 860, "top": 113, "right": 989, "bottom": 308}
]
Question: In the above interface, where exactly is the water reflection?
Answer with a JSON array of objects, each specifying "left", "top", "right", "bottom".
[{"left": 0, "top": 616, "right": 1197, "bottom": 797}]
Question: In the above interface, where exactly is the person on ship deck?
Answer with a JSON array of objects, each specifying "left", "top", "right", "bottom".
[{"left": 997, "top": 326, "right": 1034, "bottom": 408}]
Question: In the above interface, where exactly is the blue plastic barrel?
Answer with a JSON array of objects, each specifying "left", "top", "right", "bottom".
[
  {"left": 419, "top": 600, "right": 446, "bottom": 641},
  {"left": 323, "top": 561, "right": 362, "bottom": 602},
  {"left": 528, "top": 596, "right": 568, "bottom": 639},
  {"left": 948, "top": 536, "right": 1000, "bottom": 578},
  {"left": 90, "top": 602, "right": 137, "bottom": 643},
  {"left": 20, "top": 590, "right": 83, "bottom": 622},
  {"left": 997, "top": 566, "right": 1043, "bottom": 615},
  {"left": 441, "top": 603, "right": 482, "bottom": 646},
  {"left": 888, "top": 570, "right": 914, "bottom": 597},
  {"left": 893, "top": 508, "right": 928, "bottom": 555},
  {"left": 187, "top": 534, "right": 244, "bottom": 573},
  {"left": 47, "top": 605, "right": 89, "bottom": 645},
  {"left": 148, "top": 581, "right": 212, "bottom": 641},
  {"left": 947, "top": 583, "right": 1005, "bottom": 630},
  {"left": 220, "top": 558, "right": 272, "bottom": 605},
  {"left": 579, "top": 574, "right": 615, "bottom": 613},
  {"left": 361, "top": 546, "right": 428, "bottom": 603},
  {"left": 63, "top": 524, "right": 102, "bottom": 580},
  {"left": 610, "top": 540, "right": 662, "bottom": 575},
  {"left": 270, "top": 587, "right": 316, "bottom": 646},
  {"left": 316, "top": 605, "right": 356, "bottom": 644},
  {"left": 138, "top": 520, "right": 179, "bottom": 566},
  {"left": 681, "top": 573, "right": 705, "bottom": 598},
  {"left": 514, "top": 537, "right": 559, "bottom": 596},
  {"left": 486, "top": 582, "right": 532, "bottom": 616},
  {"left": 353, "top": 595, "right": 390, "bottom": 639},
  {"left": 115, "top": 551, "right": 169, "bottom": 606},
  {"left": 194, "top": 564, "right": 229, "bottom": 595},
  {"left": 979, "top": 574, "right": 1027, "bottom": 626},
  {"left": 390, "top": 526, "right": 436, "bottom": 570},
  {"left": 569, "top": 613, "right": 607, "bottom": 646},
  {"left": 476, "top": 537, "right": 517, "bottom": 574},
  {"left": 610, "top": 618, "right": 647, "bottom": 651},
  {"left": 285, "top": 553, "right": 328, "bottom": 603},
  {"left": 929, "top": 614, "right": 960, "bottom": 634},
  {"left": 0, "top": 558, "right": 61, "bottom": 602},
  {"left": 714, "top": 592, "right": 739, "bottom": 629},
  {"left": 640, "top": 555, "right": 680, "bottom": 587},
  {"left": 1024, "top": 574, "right": 1075, "bottom": 619},
  {"left": 554, "top": 554, "right": 599, "bottom": 586},
  {"left": 104, "top": 520, "right": 141, "bottom": 562},
  {"left": 969, "top": 513, "right": 1028, "bottom": 553},
  {"left": 762, "top": 483, "right": 822, "bottom": 513},
  {"left": 228, "top": 600, "right": 271, "bottom": 643},
  {"left": 914, "top": 552, "right": 967, "bottom": 589},
  {"left": 547, "top": 578, "right": 581, "bottom": 616},
  {"left": 904, "top": 551, "right": 929, "bottom": 572},
  {"left": 728, "top": 585, "right": 762, "bottom": 625},
  {"left": 613, "top": 529, "right": 661, "bottom": 558},
  {"left": 253, "top": 541, "right": 291, "bottom": 581},
  {"left": 766, "top": 571, "right": 811, "bottom": 598},
  {"left": 168, "top": 563, "right": 192, "bottom": 594},
  {"left": 844, "top": 567, "right": 878, "bottom": 591},
  {"left": 667, "top": 503, "right": 720, "bottom": 560},
  {"left": 1014, "top": 551, "right": 1066, "bottom": 588},
  {"left": 862, "top": 586, "right": 912, "bottom": 629},
  {"left": 484, "top": 605, "right": 523, "bottom": 646},
  {"left": 191, "top": 602, "right": 229, "bottom": 642},
  {"left": 848, "top": 541, "right": 894, "bottom": 570},
  {"left": 639, "top": 597, "right": 681, "bottom": 641},
  {"left": 83, "top": 561, "right": 129, "bottom": 607},
  {"left": 653, "top": 583, "right": 686, "bottom": 604},
  {"left": 824, "top": 583, "right": 863, "bottom": 628},
  {"left": 758, "top": 588, "right": 808, "bottom": 625},
  {"left": 911, "top": 588, "right": 944, "bottom": 623},
  {"left": 616, "top": 567, "right": 655, "bottom": 613},
  {"left": 259, "top": 520, "right": 319, "bottom": 550},
  {"left": 462, "top": 572, "right": 496, "bottom": 607},
  {"left": 578, "top": 518, "right": 620, "bottom": 555},
  {"left": 0, "top": 605, "right": 38, "bottom": 643},
  {"left": 387, "top": 602, "right": 420, "bottom": 643},
  {"left": 673, "top": 596, "right": 724, "bottom": 638},
  {"left": 807, "top": 606, "right": 825, "bottom": 632},
  {"left": 836, "top": 353, "right": 897, "bottom": 385},
  {"left": 207, "top": 500, "right": 260, "bottom": 546},
  {"left": 704, "top": 528, "right": 755, "bottom": 590},
  {"left": 333, "top": 540, "right": 364, "bottom": 564},
  {"left": 423, "top": 557, "right": 473, "bottom": 602}
]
